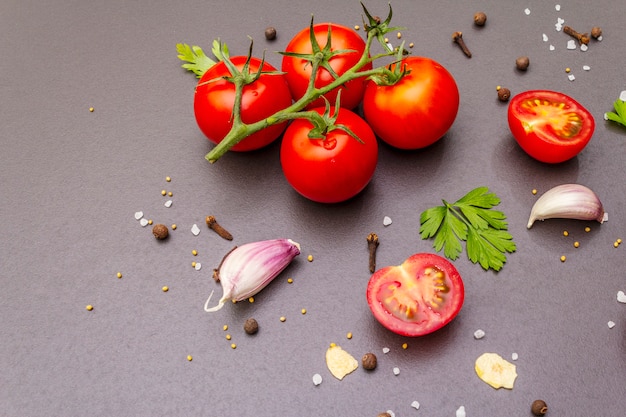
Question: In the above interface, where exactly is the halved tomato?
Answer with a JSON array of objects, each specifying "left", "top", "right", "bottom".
[
  {"left": 366, "top": 253, "right": 464, "bottom": 337},
  {"left": 507, "top": 90, "right": 595, "bottom": 163}
]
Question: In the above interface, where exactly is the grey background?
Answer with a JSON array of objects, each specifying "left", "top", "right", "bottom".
[{"left": 1, "top": 0, "right": 625, "bottom": 416}]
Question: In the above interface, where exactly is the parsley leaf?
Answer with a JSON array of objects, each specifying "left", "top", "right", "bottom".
[
  {"left": 605, "top": 97, "right": 626, "bottom": 128},
  {"left": 176, "top": 39, "right": 230, "bottom": 78},
  {"left": 419, "top": 187, "right": 516, "bottom": 272}
]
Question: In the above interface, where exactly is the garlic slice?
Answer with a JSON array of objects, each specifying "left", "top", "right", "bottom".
[{"left": 527, "top": 184, "right": 607, "bottom": 228}]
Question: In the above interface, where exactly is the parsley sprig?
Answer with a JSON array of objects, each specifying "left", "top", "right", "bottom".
[
  {"left": 419, "top": 187, "right": 516, "bottom": 272},
  {"left": 605, "top": 96, "right": 626, "bottom": 128}
]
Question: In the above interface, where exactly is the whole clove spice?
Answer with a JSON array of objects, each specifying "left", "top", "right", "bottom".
[
  {"left": 366, "top": 233, "right": 379, "bottom": 273},
  {"left": 452, "top": 31, "right": 472, "bottom": 58},
  {"left": 206, "top": 215, "right": 233, "bottom": 240},
  {"left": 563, "top": 25, "right": 589, "bottom": 45}
]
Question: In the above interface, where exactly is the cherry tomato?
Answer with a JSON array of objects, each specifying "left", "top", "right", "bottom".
[
  {"left": 194, "top": 56, "right": 292, "bottom": 152},
  {"left": 362, "top": 56, "right": 460, "bottom": 150},
  {"left": 280, "top": 107, "right": 378, "bottom": 203},
  {"left": 281, "top": 23, "right": 371, "bottom": 110},
  {"left": 366, "top": 253, "right": 464, "bottom": 337},
  {"left": 507, "top": 90, "right": 595, "bottom": 163}
]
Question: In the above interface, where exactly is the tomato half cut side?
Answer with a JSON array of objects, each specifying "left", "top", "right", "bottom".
[
  {"left": 507, "top": 90, "right": 595, "bottom": 163},
  {"left": 366, "top": 253, "right": 464, "bottom": 337}
]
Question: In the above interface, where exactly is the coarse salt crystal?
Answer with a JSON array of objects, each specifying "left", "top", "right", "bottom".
[
  {"left": 608, "top": 321, "right": 616, "bottom": 329},
  {"left": 393, "top": 367, "right": 400, "bottom": 376},
  {"left": 474, "top": 329, "right": 486, "bottom": 339},
  {"left": 312, "top": 373, "right": 322, "bottom": 385},
  {"left": 617, "top": 290, "right": 626, "bottom": 303},
  {"left": 512, "top": 352, "right": 519, "bottom": 361},
  {"left": 619, "top": 91, "right": 626, "bottom": 102},
  {"left": 456, "top": 405, "right": 467, "bottom": 417},
  {"left": 164, "top": 200, "right": 173, "bottom": 208},
  {"left": 524, "top": 8, "right": 530, "bottom": 15},
  {"left": 568, "top": 74, "right": 576, "bottom": 81},
  {"left": 583, "top": 65, "right": 591, "bottom": 71},
  {"left": 382, "top": 347, "right": 390, "bottom": 354},
  {"left": 134, "top": 211, "right": 144, "bottom": 220},
  {"left": 383, "top": 216, "right": 393, "bottom": 226},
  {"left": 555, "top": 4, "right": 561, "bottom": 11},
  {"left": 191, "top": 224, "right": 200, "bottom": 236},
  {"left": 386, "top": 411, "right": 395, "bottom": 417},
  {"left": 567, "top": 40, "right": 577, "bottom": 50},
  {"left": 411, "top": 401, "right": 420, "bottom": 410},
  {"left": 597, "top": 35, "right": 603, "bottom": 41},
  {"left": 195, "top": 262, "right": 202, "bottom": 271},
  {"left": 549, "top": 45, "right": 555, "bottom": 51},
  {"left": 580, "top": 44, "right": 588, "bottom": 52},
  {"left": 139, "top": 218, "right": 149, "bottom": 227},
  {"left": 542, "top": 33, "right": 548, "bottom": 42}
]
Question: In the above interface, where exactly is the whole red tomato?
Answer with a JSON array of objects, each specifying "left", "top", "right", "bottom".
[
  {"left": 280, "top": 107, "right": 378, "bottom": 203},
  {"left": 281, "top": 23, "right": 371, "bottom": 110},
  {"left": 507, "top": 90, "right": 595, "bottom": 163},
  {"left": 194, "top": 56, "right": 292, "bottom": 152},
  {"left": 362, "top": 56, "right": 460, "bottom": 150},
  {"left": 367, "top": 253, "right": 464, "bottom": 337}
]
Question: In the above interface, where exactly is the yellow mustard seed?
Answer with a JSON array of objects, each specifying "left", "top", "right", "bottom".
[
  {"left": 171, "top": 224, "right": 177, "bottom": 230},
  {"left": 166, "top": 176, "right": 171, "bottom": 182},
  {"left": 191, "top": 261, "right": 196, "bottom": 268},
  {"left": 223, "top": 324, "right": 228, "bottom": 331},
  {"left": 617, "top": 238, "right": 623, "bottom": 244},
  {"left": 560, "top": 255, "right": 566, "bottom": 262},
  {"left": 162, "top": 286, "right": 169, "bottom": 292},
  {"left": 248, "top": 297, "right": 254, "bottom": 303},
  {"left": 563, "top": 230, "right": 569, "bottom": 237},
  {"left": 574, "top": 241, "right": 580, "bottom": 248},
  {"left": 192, "top": 249, "right": 198, "bottom": 256},
  {"left": 346, "top": 332, "right": 353, "bottom": 339},
  {"left": 89, "top": 107, "right": 94, "bottom": 112},
  {"left": 402, "top": 343, "right": 408, "bottom": 349},
  {"left": 565, "top": 67, "right": 571, "bottom": 73},
  {"left": 614, "top": 241, "right": 620, "bottom": 248},
  {"left": 280, "top": 316, "right": 286, "bottom": 322},
  {"left": 532, "top": 189, "right": 538, "bottom": 195},
  {"left": 409, "top": 42, "right": 414, "bottom": 48},
  {"left": 496, "top": 85, "right": 501, "bottom": 91},
  {"left": 301, "top": 308, "right": 307, "bottom": 315},
  {"left": 397, "top": 32, "right": 402, "bottom": 39},
  {"left": 354, "top": 25, "right": 360, "bottom": 30},
  {"left": 86, "top": 305, "right": 93, "bottom": 311},
  {"left": 330, "top": 342, "right": 337, "bottom": 348},
  {"left": 168, "top": 191, "right": 173, "bottom": 197},
  {"left": 585, "top": 226, "right": 591, "bottom": 232},
  {"left": 187, "top": 355, "right": 193, "bottom": 361},
  {"left": 384, "top": 37, "right": 389, "bottom": 43},
  {"left": 231, "top": 343, "right": 237, "bottom": 349},
  {"left": 287, "top": 278, "right": 293, "bottom": 284},
  {"left": 116, "top": 272, "right": 122, "bottom": 279},
  {"left": 161, "top": 189, "right": 167, "bottom": 196},
  {"left": 226, "top": 334, "right": 231, "bottom": 340},
  {"left": 147, "top": 219, "right": 153, "bottom": 225},
  {"left": 307, "top": 255, "right": 314, "bottom": 262}
]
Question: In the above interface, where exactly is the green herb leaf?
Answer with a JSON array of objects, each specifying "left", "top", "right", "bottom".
[
  {"left": 419, "top": 187, "right": 516, "bottom": 272},
  {"left": 605, "top": 98, "right": 626, "bottom": 128},
  {"left": 176, "top": 43, "right": 217, "bottom": 78}
]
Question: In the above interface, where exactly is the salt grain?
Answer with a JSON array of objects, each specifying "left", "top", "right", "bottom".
[
  {"left": 583, "top": 65, "right": 591, "bottom": 71},
  {"left": 512, "top": 352, "right": 519, "bottom": 361},
  {"left": 382, "top": 347, "right": 390, "bottom": 354},
  {"left": 549, "top": 45, "right": 555, "bottom": 51},
  {"left": 164, "top": 200, "right": 173, "bottom": 208},
  {"left": 386, "top": 411, "right": 395, "bottom": 417},
  {"left": 524, "top": 8, "right": 530, "bottom": 15},
  {"left": 567, "top": 40, "right": 577, "bottom": 50},
  {"left": 555, "top": 4, "right": 561, "bottom": 11},
  {"left": 608, "top": 321, "right": 616, "bottom": 329},
  {"left": 474, "top": 329, "right": 486, "bottom": 339},
  {"left": 617, "top": 290, "right": 626, "bottom": 303},
  {"left": 312, "top": 373, "right": 323, "bottom": 386},
  {"left": 568, "top": 74, "right": 576, "bottom": 81},
  {"left": 411, "top": 401, "right": 420, "bottom": 410},
  {"left": 580, "top": 44, "right": 588, "bottom": 52},
  {"left": 140, "top": 218, "right": 149, "bottom": 227},
  {"left": 191, "top": 224, "right": 200, "bottom": 236},
  {"left": 542, "top": 33, "right": 548, "bottom": 42},
  {"left": 383, "top": 216, "right": 393, "bottom": 226},
  {"left": 393, "top": 367, "right": 400, "bottom": 375},
  {"left": 195, "top": 262, "right": 202, "bottom": 271},
  {"left": 456, "top": 405, "right": 467, "bottom": 417},
  {"left": 134, "top": 211, "right": 144, "bottom": 220}
]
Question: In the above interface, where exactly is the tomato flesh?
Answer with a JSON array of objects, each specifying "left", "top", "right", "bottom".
[
  {"left": 507, "top": 90, "right": 594, "bottom": 163},
  {"left": 366, "top": 253, "right": 464, "bottom": 337},
  {"left": 194, "top": 56, "right": 293, "bottom": 152}
]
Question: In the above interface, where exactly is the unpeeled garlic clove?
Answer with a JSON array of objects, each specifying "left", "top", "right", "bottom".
[
  {"left": 204, "top": 239, "right": 301, "bottom": 312},
  {"left": 527, "top": 184, "right": 607, "bottom": 228}
]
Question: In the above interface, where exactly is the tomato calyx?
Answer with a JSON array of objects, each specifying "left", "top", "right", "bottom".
[
  {"left": 367, "top": 48, "right": 411, "bottom": 86},
  {"left": 298, "top": 93, "right": 364, "bottom": 143},
  {"left": 361, "top": 2, "right": 403, "bottom": 53}
]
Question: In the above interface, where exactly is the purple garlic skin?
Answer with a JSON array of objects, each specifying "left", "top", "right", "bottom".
[
  {"left": 205, "top": 239, "right": 301, "bottom": 312},
  {"left": 527, "top": 184, "right": 607, "bottom": 228}
]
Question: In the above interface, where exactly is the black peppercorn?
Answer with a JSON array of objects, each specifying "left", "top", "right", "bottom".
[
  {"left": 244, "top": 318, "right": 259, "bottom": 335},
  {"left": 362, "top": 352, "right": 378, "bottom": 370},
  {"left": 516, "top": 56, "right": 530, "bottom": 71},
  {"left": 265, "top": 27, "right": 277, "bottom": 41},
  {"left": 474, "top": 12, "right": 487, "bottom": 26},
  {"left": 531, "top": 399, "right": 548, "bottom": 416},
  {"left": 152, "top": 224, "right": 169, "bottom": 240},
  {"left": 497, "top": 87, "right": 511, "bottom": 102}
]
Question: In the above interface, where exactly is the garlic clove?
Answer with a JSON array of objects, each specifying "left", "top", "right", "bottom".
[
  {"left": 527, "top": 184, "right": 607, "bottom": 228},
  {"left": 204, "top": 239, "right": 301, "bottom": 312}
]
